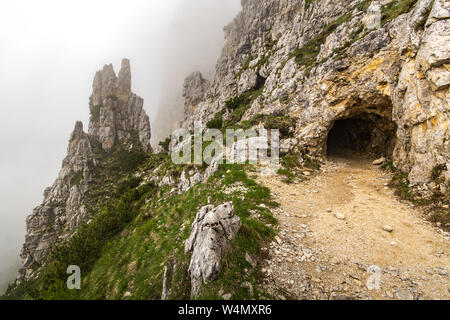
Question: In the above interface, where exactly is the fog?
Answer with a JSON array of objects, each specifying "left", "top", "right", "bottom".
[{"left": 0, "top": 0, "right": 241, "bottom": 293}]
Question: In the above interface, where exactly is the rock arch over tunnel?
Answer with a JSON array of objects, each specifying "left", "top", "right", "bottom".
[{"left": 326, "top": 113, "right": 397, "bottom": 159}]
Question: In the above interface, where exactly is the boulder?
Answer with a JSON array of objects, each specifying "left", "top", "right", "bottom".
[{"left": 185, "top": 202, "right": 241, "bottom": 298}]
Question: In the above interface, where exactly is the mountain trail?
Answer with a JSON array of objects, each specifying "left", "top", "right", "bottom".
[{"left": 257, "top": 156, "right": 449, "bottom": 300}]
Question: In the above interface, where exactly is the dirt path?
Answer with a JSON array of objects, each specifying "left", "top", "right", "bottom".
[{"left": 257, "top": 157, "right": 450, "bottom": 300}]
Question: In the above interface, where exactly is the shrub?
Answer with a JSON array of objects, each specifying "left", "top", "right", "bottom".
[
  {"left": 305, "top": 0, "right": 314, "bottom": 11},
  {"left": 223, "top": 88, "right": 264, "bottom": 128},
  {"left": 37, "top": 177, "right": 156, "bottom": 299},
  {"left": 225, "top": 96, "right": 248, "bottom": 111},
  {"left": 264, "top": 116, "right": 296, "bottom": 137},
  {"left": 70, "top": 171, "right": 84, "bottom": 187},
  {"left": 432, "top": 164, "right": 446, "bottom": 183},
  {"left": 158, "top": 138, "right": 171, "bottom": 153},
  {"left": 381, "top": 0, "right": 418, "bottom": 26},
  {"left": 89, "top": 104, "right": 102, "bottom": 122},
  {"left": 206, "top": 111, "right": 224, "bottom": 129},
  {"left": 112, "top": 148, "right": 148, "bottom": 173},
  {"left": 106, "top": 94, "right": 118, "bottom": 101}
]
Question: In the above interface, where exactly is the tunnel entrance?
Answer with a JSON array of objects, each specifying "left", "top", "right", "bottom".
[{"left": 326, "top": 113, "right": 397, "bottom": 160}]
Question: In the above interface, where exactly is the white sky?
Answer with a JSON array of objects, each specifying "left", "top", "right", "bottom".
[{"left": 0, "top": 0, "right": 241, "bottom": 292}]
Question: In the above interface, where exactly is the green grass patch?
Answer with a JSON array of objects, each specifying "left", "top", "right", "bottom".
[
  {"left": 277, "top": 168, "right": 295, "bottom": 184},
  {"left": 89, "top": 104, "right": 102, "bottom": 122},
  {"left": 206, "top": 111, "right": 225, "bottom": 129},
  {"left": 381, "top": 0, "right": 418, "bottom": 26},
  {"left": 4, "top": 160, "right": 279, "bottom": 300},
  {"left": 388, "top": 168, "right": 450, "bottom": 231},
  {"left": 223, "top": 88, "right": 264, "bottom": 129},
  {"left": 158, "top": 138, "right": 171, "bottom": 153},
  {"left": 70, "top": 171, "right": 84, "bottom": 187},
  {"left": 286, "top": 10, "right": 353, "bottom": 71},
  {"left": 305, "top": 0, "right": 315, "bottom": 11},
  {"left": 390, "top": 171, "right": 429, "bottom": 205},
  {"left": 277, "top": 153, "right": 320, "bottom": 184}
]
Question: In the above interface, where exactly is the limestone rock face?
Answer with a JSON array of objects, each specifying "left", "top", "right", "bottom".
[
  {"left": 88, "top": 58, "right": 152, "bottom": 152},
  {"left": 19, "top": 122, "right": 94, "bottom": 279},
  {"left": 177, "top": 163, "right": 219, "bottom": 194},
  {"left": 19, "top": 59, "right": 152, "bottom": 280},
  {"left": 185, "top": 202, "right": 241, "bottom": 298},
  {"left": 180, "top": 0, "right": 449, "bottom": 188},
  {"left": 182, "top": 72, "right": 210, "bottom": 120}
]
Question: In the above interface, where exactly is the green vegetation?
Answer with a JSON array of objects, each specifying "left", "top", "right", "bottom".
[
  {"left": 206, "top": 110, "right": 225, "bottom": 129},
  {"left": 235, "top": 38, "right": 279, "bottom": 79},
  {"left": 355, "top": 0, "right": 372, "bottom": 12},
  {"left": 235, "top": 57, "right": 254, "bottom": 80},
  {"left": 277, "top": 153, "right": 321, "bottom": 184},
  {"left": 113, "top": 147, "right": 148, "bottom": 173},
  {"left": 225, "top": 88, "right": 263, "bottom": 111},
  {"left": 283, "top": 9, "right": 356, "bottom": 74},
  {"left": 281, "top": 154, "right": 304, "bottom": 170},
  {"left": 222, "top": 87, "right": 264, "bottom": 129},
  {"left": 388, "top": 168, "right": 450, "bottom": 232},
  {"left": 3, "top": 145, "right": 279, "bottom": 300},
  {"left": 305, "top": 0, "right": 315, "bottom": 11},
  {"left": 230, "top": 114, "right": 296, "bottom": 138},
  {"left": 106, "top": 94, "right": 118, "bottom": 101},
  {"left": 158, "top": 138, "right": 171, "bottom": 153},
  {"left": 210, "top": 107, "right": 297, "bottom": 140},
  {"left": 39, "top": 178, "right": 156, "bottom": 299},
  {"left": 389, "top": 171, "right": 422, "bottom": 204},
  {"left": 277, "top": 168, "right": 296, "bottom": 184},
  {"left": 414, "top": 1, "right": 432, "bottom": 31},
  {"left": 431, "top": 164, "right": 447, "bottom": 184},
  {"left": 70, "top": 171, "right": 84, "bottom": 187},
  {"left": 264, "top": 115, "right": 296, "bottom": 137},
  {"left": 89, "top": 104, "right": 102, "bottom": 122},
  {"left": 381, "top": 161, "right": 394, "bottom": 170},
  {"left": 302, "top": 154, "right": 321, "bottom": 170},
  {"left": 381, "top": 0, "right": 418, "bottom": 26},
  {"left": 285, "top": 0, "right": 418, "bottom": 74}
]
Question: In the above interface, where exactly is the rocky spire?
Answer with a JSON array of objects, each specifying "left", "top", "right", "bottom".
[
  {"left": 88, "top": 58, "right": 152, "bottom": 152},
  {"left": 117, "top": 58, "right": 132, "bottom": 100},
  {"left": 19, "top": 59, "right": 152, "bottom": 280},
  {"left": 182, "top": 72, "right": 210, "bottom": 119},
  {"left": 19, "top": 121, "right": 94, "bottom": 280}
]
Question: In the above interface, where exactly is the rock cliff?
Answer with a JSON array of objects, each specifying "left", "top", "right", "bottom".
[
  {"left": 9, "top": 0, "right": 450, "bottom": 300},
  {"left": 181, "top": 0, "right": 449, "bottom": 188},
  {"left": 19, "top": 59, "right": 152, "bottom": 280},
  {"left": 89, "top": 59, "right": 152, "bottom": 152}
]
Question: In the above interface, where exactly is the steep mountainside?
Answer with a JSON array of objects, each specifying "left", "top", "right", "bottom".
[
  {"left": 3, "top": 0, "right": 449, "bottom": 300},
  {"left": 19, "top": 59, "right": 152, "bottom": 280},
  {"left": 183, "top": 0, "right": 449, "bottom": 188}
]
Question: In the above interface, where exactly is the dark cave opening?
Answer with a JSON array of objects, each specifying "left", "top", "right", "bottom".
[
  {"left": 326, "top": 113, "right": 397, "bottom": 159},
  {"left": 255, "top": 73, "right": 267, "bottom": 90}
]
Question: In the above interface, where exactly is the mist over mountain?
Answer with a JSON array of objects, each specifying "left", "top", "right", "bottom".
[
  {"left": 0, "top": 0, "right": 241, "bottom": 294},
  {"left": 1, "top": 0, "right": 448, "bottom": 301}
]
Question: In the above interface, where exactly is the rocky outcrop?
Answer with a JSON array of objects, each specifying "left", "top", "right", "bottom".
[
  {"left": 182, "top": 72, "right": 210, "bottom": 120},
  {"left": 19, "top": 59, "right": 152, "bottom": 280},
  {"left": 185, "top": 202, "right": 241, "bottom": 298},
  {"left": 89, "top": 59, "right": 152, "bottom": 152},
  {"left": 180, "top": 0, "right": 449, "bottom": 189},
  {"left": 19, "top": 121, "right": 94, "bottom": 279}
]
